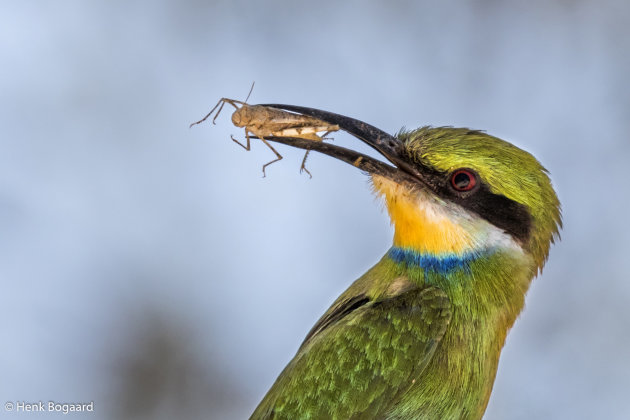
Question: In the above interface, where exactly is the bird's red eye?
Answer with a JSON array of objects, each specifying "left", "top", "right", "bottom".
[{"left": 450, "top": 169, "right": 477, "bottom": 192}]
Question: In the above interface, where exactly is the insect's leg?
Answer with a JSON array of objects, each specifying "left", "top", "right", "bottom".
[
  {"left": 232, "top": 130, "right": 282, "bottom": 177},
  {"left": 190, "top": 98, "right": 224, "bottom": 128},
  {"left": 212, "top": 99, "right": 238, "bottom": 125},
  {"left": 297, "top": 132, "right": 323, "bottom": 178},
  {"left": 321, "top": 130, "right": 335, "bottom": 141},
  {"left": 260, "top": 138, "right": 283, "bottom": 178},
  {"left": 231, "top": 129, "right": 252, "bottom": 151},
  {"left": 299, "top": 150, "right": 313, "bottom": 178},
  {"left": 189, "top": 98, "right": 238, "bottom": 128}
]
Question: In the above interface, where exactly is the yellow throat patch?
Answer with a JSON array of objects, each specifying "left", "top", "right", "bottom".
[{"left": 371, "top": 175, "right": 476, "bottom": 255}]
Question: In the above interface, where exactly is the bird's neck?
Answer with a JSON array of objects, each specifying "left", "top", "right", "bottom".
[
  {"left": 387, "top": 245, "right": 532, "bottom": 310},
  {"left": 387, "top": 247, "right": 479, "bottom": 274}
]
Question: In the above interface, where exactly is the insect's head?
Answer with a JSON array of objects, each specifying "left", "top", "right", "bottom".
[{"left": 230, "top": 102, "right": 253, "bottom": 128}]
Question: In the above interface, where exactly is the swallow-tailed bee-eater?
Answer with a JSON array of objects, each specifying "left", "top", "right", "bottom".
[{"left": 231, "top": 105, "right": 562, "bottom": 420}]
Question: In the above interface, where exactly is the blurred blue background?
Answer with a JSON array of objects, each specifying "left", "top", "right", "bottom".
[{"left": 1, "top": 1, "right": 629, "bottom": 419}]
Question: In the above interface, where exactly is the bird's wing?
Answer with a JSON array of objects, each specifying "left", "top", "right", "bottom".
[{"left": 250, "top": 282, "right": 451, "bottom": 420}]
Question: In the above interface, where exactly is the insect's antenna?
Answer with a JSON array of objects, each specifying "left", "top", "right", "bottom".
[{"left": 244, "top": 81, "right": 255, "bottom": 103}]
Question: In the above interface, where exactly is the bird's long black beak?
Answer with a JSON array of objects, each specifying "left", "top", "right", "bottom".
[{"left": 259, "top": 104, "right": 423, "bottom": 185}]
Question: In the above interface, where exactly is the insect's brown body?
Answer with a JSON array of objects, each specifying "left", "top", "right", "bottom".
[
  {"left": 192, "top": 97, "right": 339, "bottom": 176},
  {"left": 232, "top": 104, "right": 338, "bottom": 141}
]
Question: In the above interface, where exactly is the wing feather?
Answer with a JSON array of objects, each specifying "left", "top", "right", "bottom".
[{"left": 251, "top": 283, "right": 451, "bottom": 420}]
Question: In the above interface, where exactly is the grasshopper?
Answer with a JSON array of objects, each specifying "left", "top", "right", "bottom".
[{"left": 190, "top": 96, "right": 339, "bottom": 177}]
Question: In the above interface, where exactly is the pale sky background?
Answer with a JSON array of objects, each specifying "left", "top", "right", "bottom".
[{"left": 1, "top": 1, "right": 629, "bottom": 419}]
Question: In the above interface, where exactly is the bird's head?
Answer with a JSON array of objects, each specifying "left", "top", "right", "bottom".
[
  {"left": 372, "top": 127, "right": 561, "bottom": 272},
  {"left": 262, "top": 106, "right": 562, "bottom": 273}
]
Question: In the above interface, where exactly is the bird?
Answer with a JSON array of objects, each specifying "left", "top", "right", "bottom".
[{"left": 247, "top": 105, "right": 562, "bottom": 420}]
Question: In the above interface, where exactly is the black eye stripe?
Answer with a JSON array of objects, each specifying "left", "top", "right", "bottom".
[
  {"left": 453, "top": 183, "right": 532, "bottom": 243},
  {"left": 410, "top": 162, "right": 532, "bottom": 244}
]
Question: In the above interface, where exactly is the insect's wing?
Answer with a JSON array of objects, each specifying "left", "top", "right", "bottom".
[{"left": 259, "top": 107, "right": 336, "bottom": 130}]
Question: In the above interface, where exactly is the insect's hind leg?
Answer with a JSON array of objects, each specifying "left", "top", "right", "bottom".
[
  {"left": 299, "top": 150, "right": 313, "bottom": 178},
  {"left": 300, "top": 131, "right": 334, "bottom": 178}
]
